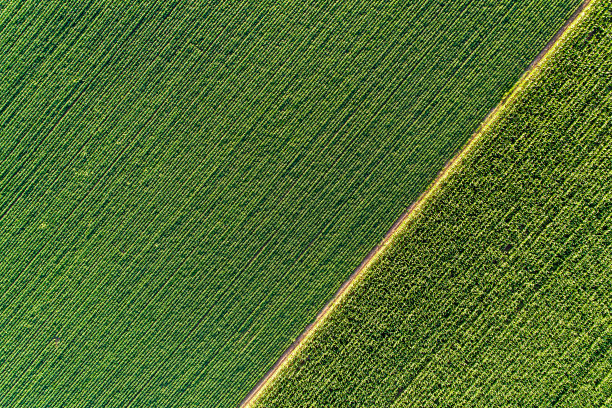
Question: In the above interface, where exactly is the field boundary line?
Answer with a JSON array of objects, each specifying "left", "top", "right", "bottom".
[{"left": 239, "top": 0, "right": 594, "bottom": 405}]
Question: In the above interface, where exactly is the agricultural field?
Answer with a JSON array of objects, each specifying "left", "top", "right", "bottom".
[
  {"left": 248, "top": 1, "right": 612, "bottom": 406},
  {"left": 0, "top": 0, "right": 584, "bottom": 407}
]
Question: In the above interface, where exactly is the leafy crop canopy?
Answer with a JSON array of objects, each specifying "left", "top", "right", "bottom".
[
  {"left": 251, "top": 1, "right": 612, "bottom": 406},
  {"left": 0, "top": 0, "right": 583, "bottom": 406}
]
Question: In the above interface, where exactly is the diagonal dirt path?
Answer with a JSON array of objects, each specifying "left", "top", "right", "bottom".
[{"left": 239, "top": 0, "right": 593, "bottom": 405}]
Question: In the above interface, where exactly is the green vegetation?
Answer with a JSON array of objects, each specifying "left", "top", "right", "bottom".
[
  {"left": 249, "top": 1, "right": 612, "bottom": 406},
  {"left": 0, "top": 0, "right": 582, "bottom": 406}
]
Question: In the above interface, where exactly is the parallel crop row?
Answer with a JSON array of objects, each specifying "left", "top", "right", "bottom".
[
  {"left": 250, "top": 1, "right": 612, "bottom": 406},
  {"left": 0, "top": 0, "right": 582, "bottom": 407}
]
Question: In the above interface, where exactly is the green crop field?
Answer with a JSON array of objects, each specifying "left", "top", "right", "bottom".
[
  {"left": 0, "top": 0, "right": 584, "bottom": 407},
  {"left": 249, "top": 1, "right": 612, "bottom": 406}
]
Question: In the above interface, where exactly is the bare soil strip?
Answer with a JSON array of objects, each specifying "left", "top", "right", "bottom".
[{"left": 239, "top": 1, "right": 591, "bottom": 405}]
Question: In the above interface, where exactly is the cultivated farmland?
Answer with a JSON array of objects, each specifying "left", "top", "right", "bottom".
[
  {"left": 0, "top": 0, "right": 583, "bottom": 407},
  {"left": 248, "top": 1, "right": 612, "bottom": 406}
]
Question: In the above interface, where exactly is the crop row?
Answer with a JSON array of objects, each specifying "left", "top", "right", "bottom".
[
  {"left": 0, "top": 0, "right": 583, "bottom": 407},
  {"left": 250, "top": 0, "right": 612, "bottom": 406}
]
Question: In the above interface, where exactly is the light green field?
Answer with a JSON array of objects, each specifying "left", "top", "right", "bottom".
[
  {"left": 250, "top": 1, "right": 612, "bottom": 406},
  {"left": 0, "top": 0, "right": 582, "bottom": 406}
]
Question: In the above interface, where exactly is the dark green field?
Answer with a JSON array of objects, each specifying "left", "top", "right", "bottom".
[
  {"left": 250, "top": 1, "right": 612, "bottom": 405},
  {"left": 0, "top": 0, "right": 583, "bottom": 406}
]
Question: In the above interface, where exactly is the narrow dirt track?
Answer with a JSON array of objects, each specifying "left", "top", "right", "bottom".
[{"left": 239, "top": 1, "right": 592, "bottom": 405}]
